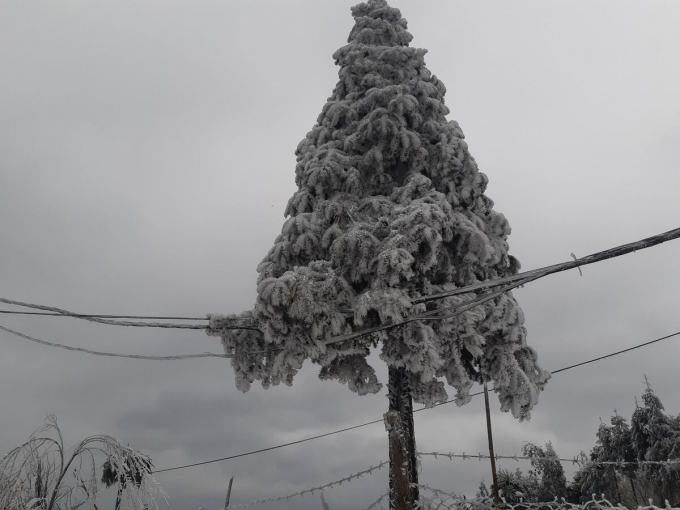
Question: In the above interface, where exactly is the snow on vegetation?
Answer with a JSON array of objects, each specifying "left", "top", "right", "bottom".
[
  {"left": 0, "top": 415, "right": 164, "bottom": 510},
  {"left": 209, "top": 0, "right": 549, "bottom": 420}
]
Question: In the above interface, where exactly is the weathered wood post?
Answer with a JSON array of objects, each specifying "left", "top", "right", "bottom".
[
  {"left": 224, "top": 476, "right": 234, "bottom": 509},
  {"left": 385, "top": 366, "right": 419, "bottom": 509},
  {"left": 483, "top": 383, "right": 500, "bottom": 505}
]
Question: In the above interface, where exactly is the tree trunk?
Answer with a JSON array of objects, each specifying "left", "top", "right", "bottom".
[
  {"left": 613, "top": 471, "right": 620, "bottom": 504},
  {"left": 114, "top": 486, "right": 123, "bottom": 510},
  {"left": 629, "top": 476, "right": 638, "bottom": 506},
  {"left": 483, "top": 383, "right": 500, "bottom": 506},
  {"left": 385, "top": 366, "right": 419, "bottom": 510}
]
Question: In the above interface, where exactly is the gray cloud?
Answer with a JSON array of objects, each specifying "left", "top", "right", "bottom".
[{"left": 1, "top": 1, "right": 679, "bottom": 509}]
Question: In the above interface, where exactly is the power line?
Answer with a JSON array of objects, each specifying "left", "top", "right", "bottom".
[
  {"left": 0, "top": 297, "right": 257, "bottom": 330},
  {"left": 423, "top": 330, "right": 680, "bottom": 411},
  {"left": 7, "top": 297, "right": 673, "bottom": 367},
  {"left": 0, "top": 310, "right": 209, "bottom": 321},
  {"left": 551, "top": 330, "right": 680, "bottom": 374},
  {"left": 4, "top": 226, "right": 679, "bottom": 339},
  {"left": 152, "top": 329, "right": 680, "bottom": 473},
  {"left": 319, "top": 226, "right": 680, "bottom": 346},
  {"left": 153, "top": 418, "right": 386, "bottom": 473},
  {"left": 413, "top": 226, "right": 680, "bottom": 305},
  {"left": 0, "top": 324, "right": 279, "bottom": 361}
]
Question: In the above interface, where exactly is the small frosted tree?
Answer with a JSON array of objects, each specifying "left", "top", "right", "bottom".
[
  {"left": 630, "top": 379, "right": 680, "bottom": 501},
  {"left": 522, "top": 442, "right": 568, "bottom": 501},
  {"left": 578, "top": 412, "right": 638, "bottom": 504},
  {"left": 495, "top": 468, "right": 540, "bottom": 504},
  {"left": 0, "top": 415, "right": 164, "bottom": 510},
  {"left": 210, "top": 0, "right": 548, "bottom": 506}
]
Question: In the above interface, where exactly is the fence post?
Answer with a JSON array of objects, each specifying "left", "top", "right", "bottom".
[
  {"left": 483, "top": 382, "right": 500, "bottom": 505},
  {"left": 224, "top": 476, "right": 234, "bottom": 509}
]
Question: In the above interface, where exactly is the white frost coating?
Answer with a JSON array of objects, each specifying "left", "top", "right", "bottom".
[{"left": 209, "top": 0, "right": 549, "bottom": 420}]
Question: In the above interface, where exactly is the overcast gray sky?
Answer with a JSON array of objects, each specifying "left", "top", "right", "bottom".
[{"left": 1, "top": 1, "right": 679, "bottom": 509}]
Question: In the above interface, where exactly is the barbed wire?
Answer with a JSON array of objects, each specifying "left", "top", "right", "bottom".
[
  {"left": 417, "top": 451, "right": 680, "bottom": 468},
  {"left": 382, "top": 486, "right": 680, "bottom": 510},
  {"left": 362, "top": 491, "right": 389, "bottom": 510},
  {"left": 496, "top": 496, "right": 680, "bottom": 510},
  {"left": 210, "top": 452, "right": 680, "bottom": 509},
  {"left": 225, "top": 461, "right": 388, "bottom": 509},
  {"left": 418, "top": 489, "right": 680, "bottom": 510},
  {"left": 418, "top": 483, "right": 456, "bottom": 501}
]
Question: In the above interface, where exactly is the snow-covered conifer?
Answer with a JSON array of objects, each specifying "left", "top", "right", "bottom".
[
  {"left": 476, "top": 480, "right": 490, "bottom": 498},
  {"left": 522, "top": 442, "right": 568, "bottom": 501},
  {"left": 630, "top": 381, "right": 680, "bottom": 500},
  {"left": 209, "top": 0, "right": 549, "bottom": 418},
  {"left": 579, "top": 413, "right": 637, "bottom": 502}
]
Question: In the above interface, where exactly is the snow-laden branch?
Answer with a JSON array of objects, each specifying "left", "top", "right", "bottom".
[
  {"left": 413, "top": 226, "right": 680, "bottom": 305},
  {"left": 318, "top": 225, "right": 680, "bottom": 347},
  {"left": 0, "top": 415, "right": 166, "bottom": 510}
]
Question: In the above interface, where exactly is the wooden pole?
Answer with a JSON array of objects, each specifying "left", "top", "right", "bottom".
[
  {"left": 385, "top": 366, "right": 419, "bottom": 510},
  {"left": 483, "top": 382, "right": 500, "bottom": 505},
  {"left": 224, "top": 476, "right": 234, "bottom": 509}
]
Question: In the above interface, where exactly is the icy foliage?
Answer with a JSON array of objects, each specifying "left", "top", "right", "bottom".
[
  {"left": 209, "top": 0, "right": 548, "bottom": 419},
  {"left": 417, "top": 490, "right": 680, "bottom": 510},
  {"left": 630, "top": 383, "right": 680, "bottom": 500},
  {"left": 0, "top": 415, "right": 164, "bottom": 510}
]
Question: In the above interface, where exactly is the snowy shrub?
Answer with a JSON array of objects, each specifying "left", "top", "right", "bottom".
[{"left": 0, "top": 415, "right": 165, "bottom": 510}]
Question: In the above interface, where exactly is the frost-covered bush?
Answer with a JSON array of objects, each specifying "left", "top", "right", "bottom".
[
  {"left": 418, "top": 494, "right": 680, "bottom": 510},
  {"left": 630, "top": 384, "right": 680, "bottom": 502},
  {"left": 210, "top": 0, "right": 548, "bottom": 419},
  {"left": 571, "top": 384, "right": 680, "bottom": 505},
  {"left": 0, "top": 415, "right": 164, "bottom": 510}
]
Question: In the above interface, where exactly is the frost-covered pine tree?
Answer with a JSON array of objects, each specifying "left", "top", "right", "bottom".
[
  {"left": 522, "top": 442, "right": 568, "bottom": 501},
  {"left": 209, "top": 0, "right": 548, "bottom": 506},
  {"left": 579, "top": 413, "right": 637, "bottom": 503},
  {"left": 630, "top": 379, "right": 680, "bottom": 501},
  {"left": 476, "top": 480, "right": 490, "bottom": 498}
]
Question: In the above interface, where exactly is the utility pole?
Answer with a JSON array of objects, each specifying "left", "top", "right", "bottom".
[
  {"left": 385, "top": 366, "right": 419, "bottom": 510},
  {"left": 224, "top": 476, "right": 234, "bottom": 510},
  {"left": 483, "top": 382, "right": 500, "bottom": 505}
]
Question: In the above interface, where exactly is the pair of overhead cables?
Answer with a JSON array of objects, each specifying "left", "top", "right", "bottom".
[{"left": 2, "top": 226, "right": 679, "bottom": 360}]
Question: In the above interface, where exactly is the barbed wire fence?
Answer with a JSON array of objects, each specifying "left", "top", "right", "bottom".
[
  {"left": 416, "top": 492, "right": 680, "bottom": 510},
  {"left": 225, "top": 461, "right": 388, "bottom": 509},
  {"left": 417, "top": 452, "right": 680, "bottom": 469},
  {"left": 210, "top": 453, "right": 680, "bottom": 510}
]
